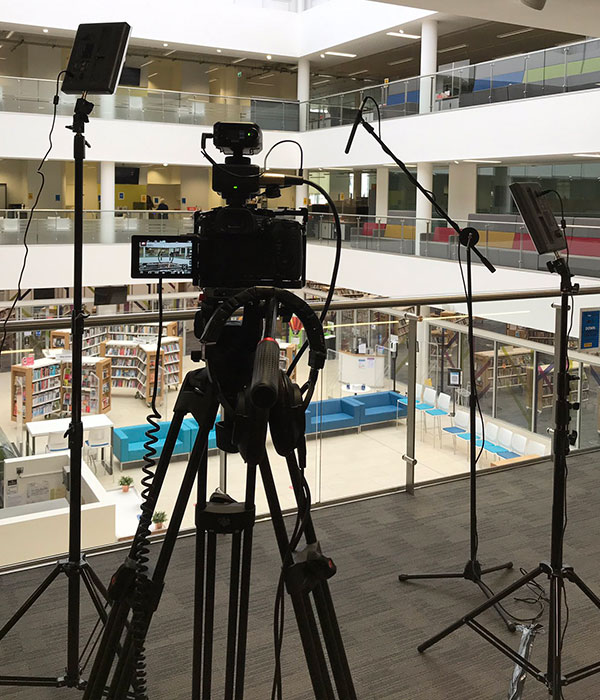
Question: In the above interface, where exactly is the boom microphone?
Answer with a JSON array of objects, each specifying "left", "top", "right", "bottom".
[{"left": 344, "top": 105, "right": 364, "bottom": 154}]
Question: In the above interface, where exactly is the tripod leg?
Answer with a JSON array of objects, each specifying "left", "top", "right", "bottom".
[
  {"left": 202, "top": 532, "right": 218, "bottom": 698},
  {"left": 565, "top": 569, "right": 600, "bottom": 610},
  {"left": 82, "top": 561, "right": 109, "bottom": 601},
  {"left": 547, "top": 575, "right": 563, "bottom": 700},
  {"left": 285, "top": 453, "right": 356, "bottom": 699},
  {"left": 475, "top": 580, "right": 516, "bottom": 633},
  {"left": 399, "top": 571, "right": 464, "bottom": 581},
  {"left": 418, "top": 566, "right": 543, "bottom": 653},
  {"left": 259, "top": 455, "right": 334, "bottom": 700},
  {"left": 224, "top": 532, "right": 242, "bottom": 700},
  {"left": 480, "top": 562, "right": 514, "bottom": 576},
  {"left": 80, "top": 567, "right": 109, "bottom": 625},
  {"left": 0, "top": 564, "right": 62, "bottom": 640}
]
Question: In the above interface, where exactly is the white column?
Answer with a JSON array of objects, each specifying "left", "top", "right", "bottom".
[
  {"left": 295, "top": 58, "right": 311, "bottom": 209},
  {"left": 297, "top": 57, "right": 310, "bottom": 132},
  {"left": 415, "top": 162, "right": 433, "bottom": 256},
  {"left": 416, "top": 310, "right": 430, "bottom": 387},
  {"left": 448, "top": 161, "right": 478, "bottom": 224},
  {"left": 419, "top": 18, "right": 438, "bottom": 114},
  {"left": 100, "top": 161, "right": 115, "bottom": 244},
  {"left": 375, "top": 166, "right": 389, "bottom": 220}
]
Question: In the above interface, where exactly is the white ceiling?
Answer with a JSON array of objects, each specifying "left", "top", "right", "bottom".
[{"left": 373, "top": 0, "right": 600, "bottom": 38}]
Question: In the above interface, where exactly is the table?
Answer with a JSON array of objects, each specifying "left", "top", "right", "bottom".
[
  {"left": 26, "top": 414, "right": 114, "bottom": 470},
  {"left": 490, "top": 454, "right": 537, "bottom": 468}
]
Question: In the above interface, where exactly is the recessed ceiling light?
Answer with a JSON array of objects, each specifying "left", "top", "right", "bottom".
[
  {"left": 247, "top": 81, "right": 274, "bottom": 86},
  {"left": 348, "top": 69, "right": 368, "bottom": 76},
  {"left": 163, "top": 43, "right": 169, "bottom": 47},
  {"left": 6, "top": 31, "right": 14, "bottom": 39},
  {"left": 148, "top": 72, "right": 158, "bottom": 78},
  {"left": 439, "top": 44, "right": 468, "bottom": 53},
  {"left": 464, "top": 159, "right": 502, "bottom": 163},
  {"left": 209, "top": 78, "right": 217, "bottom": 83},
  {"left": 233, "top": 57, "right": 246, "bottom": 64},
  {"left": 387, "top": 57, "right": 413, "bottom": 66},
  {"left": 163, "top": 49, "right": 176, "bottom": 56},
  {"left": 216, "top": 49, "right": 222, "bottom": 53},
  {"left": 140, "top": 60, "right": 154, "bottom": 68},
  {"left": 325, "top": 51, "right": 357, "bottom": 58},
  {"left": 573, "top": 153, "right": 600, "bottom": 158},
  {"left": 205, "top": 67, "right": 219, "bottom": 73},
  {"left": 454, "top": 160, "right": 460, "bottom": 164},
  {"left": 386, "top": 31, "right": 421, "bottom": 39},
  {"left": 163, "top": 163, "right": 169, "bottom": 167},
  {"left": 258, "top": 73, "right": 274, "bottom": 79},
  {"left": 497, "top": 27, "right": 534, "bottom": 39},
  {"left": 266, "top": 54, "right": 272, "bottom": 60},
  {"left": 42, "top": 28, "right": 49, "bottom": 33},
  {"left": 313, "top": 79, "right": 331, "bottom": 85}
]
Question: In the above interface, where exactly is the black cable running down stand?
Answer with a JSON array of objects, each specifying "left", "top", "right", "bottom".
[
  {"left": 417, "top": 255, "right": 600, "bottom": 699},
  {"left": 0, "top": 97, "right": 108, "bottom": 690},
  {"left": 83, "top": 287, "right": 356, "bottom": 700},
  {"left": 344, "top": 105, "right": 515, "bottom": 632}
]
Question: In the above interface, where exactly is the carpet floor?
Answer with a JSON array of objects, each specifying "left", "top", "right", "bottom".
[{"left": 2, "top": 453, "right": 600, "bottom": 699}]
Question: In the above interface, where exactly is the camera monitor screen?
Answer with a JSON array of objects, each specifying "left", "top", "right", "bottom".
[
  {"left": 509, "top": 182, "right": 566, "bottom": 255},
  {"left": 131, "top": 235, "right": 195, "bottom": 279}
]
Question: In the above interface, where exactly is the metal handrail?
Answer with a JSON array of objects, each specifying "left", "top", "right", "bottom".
[
  {"left": 5, "top": 286, "right": 600, "bottom": 333},
  {"left": 0, "top": 74, "right": 299, "bottom": 106},
  {"left": 309, "top": 36, "right": 600, "bottom": 101}
]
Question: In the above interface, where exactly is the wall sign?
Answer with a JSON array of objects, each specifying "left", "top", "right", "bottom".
[{"left": 580, "top": 308, "right": 600, "bottom": 351}]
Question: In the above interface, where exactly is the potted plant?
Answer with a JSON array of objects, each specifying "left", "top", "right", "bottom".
[
  {"left": 152, "top": 511, "right": 168, "bottom": 531},
  {"left": 119, "top": 475, "right": 134, "bottom": 493}
]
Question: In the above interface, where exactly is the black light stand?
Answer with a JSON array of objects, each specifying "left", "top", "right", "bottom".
[
  {"left": 345, "top": 103, "right": 514, "bottom": 631},
  {"left": 0, "top": 23, "right": 131, "bottom": 690},
  {"left": 0, "top": 96, "right": 109, "bottom": 691},
  {"left": 416, "top": 253, "right": 600, "bottom": 699}
]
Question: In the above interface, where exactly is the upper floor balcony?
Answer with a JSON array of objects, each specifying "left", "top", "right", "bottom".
[{"left": 307, "top": 37, "right": 600, "bottom": 129}]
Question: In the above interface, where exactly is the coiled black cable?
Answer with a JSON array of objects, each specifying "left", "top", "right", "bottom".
[{"left": 132, "top": 279, "right": 164, "bottom": 699}]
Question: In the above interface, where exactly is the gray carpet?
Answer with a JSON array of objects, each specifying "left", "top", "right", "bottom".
[{"left": 2, "top": 454, "right": 600, "bottom": 699}]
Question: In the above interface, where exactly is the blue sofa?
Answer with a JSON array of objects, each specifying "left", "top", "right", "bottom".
[
  {"left": 353, "top": 391, "right": 407, "bottom": 425},
  {"left": 305, "top": 397, "right": 363, "bottom": 435},
  {"left": 113, "top": 421, "right": 189, "bottom": 467},
  {"left": 182, "top": 417, "right": 218, "bottom": 451}
]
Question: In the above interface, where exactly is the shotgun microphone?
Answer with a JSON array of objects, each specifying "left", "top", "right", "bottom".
[{"left": 344, "top": 105, "right": 364, "bottom": 154}]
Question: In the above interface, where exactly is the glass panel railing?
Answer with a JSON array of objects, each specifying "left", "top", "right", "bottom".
[
  {"left": 0, "top": 76, "right": 299, "bottom": 130},
  {"left": 3, "top": 284, "right": 600, "bottom": 566},
  {"left": 307, "top": 38, "right": 600, "bottom": 129}
]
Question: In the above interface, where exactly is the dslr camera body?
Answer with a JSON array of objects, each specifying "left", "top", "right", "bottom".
[{"left": 193, "top": 122, "right": 306, "bottom": 291}]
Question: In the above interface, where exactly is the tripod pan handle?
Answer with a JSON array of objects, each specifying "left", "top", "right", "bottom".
[{"left": 251, "top": 338, "right": 280, "bottom": 409}]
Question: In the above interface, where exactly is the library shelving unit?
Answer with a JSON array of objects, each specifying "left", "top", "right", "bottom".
[
  {"left": 278, "top": 342, "right": 297, "bottom": 381},
  {"left": 49, "top": 322, "right": 177, "bottom": 355},
  {"left": 107, "top": 321, "right": 177, "bottom": 342},
  {"left": 50, "top": 327, "right": 110, "bottom": 356},
  {"left": 101, "top": 337, "right": 181, "bottom": 404},
  {"left": 11, "top": 358, "right": 61, "bottom": 422},
  {"left": 475, "top": 347, "right": 532, "bottom": 394},
  {"left": 61, "top": 356, "right": 112, "bottom": 415}
]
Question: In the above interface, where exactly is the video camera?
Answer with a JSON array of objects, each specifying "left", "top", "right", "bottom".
[{"left": 131, "top": 121, "right": 307, "bottom": 291}]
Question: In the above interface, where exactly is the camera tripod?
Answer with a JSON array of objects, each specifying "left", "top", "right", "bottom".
[
  {"left": 417, "top": 255, "right": 600, "bottom": 699},
  {"left": 83, "top": 288, "right": 356, "bottom": 700}
]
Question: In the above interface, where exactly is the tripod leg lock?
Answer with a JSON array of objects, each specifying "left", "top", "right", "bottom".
[
  {"left": 284, "top": 542, "right": 337, "bottom": 595},
  {"left": 196, "top": 501, "right": 255, "bottom": 535}
]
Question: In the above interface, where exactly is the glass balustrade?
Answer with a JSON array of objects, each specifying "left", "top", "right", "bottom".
[
  {"left": 2, "top": 284, "right": 600, "bottom": 567},
  {"left": 0, "top": 76, "right": 300, "bottom": 130},
  {"left": 306, "top": 38, "right": 600, "bottom": 129}
]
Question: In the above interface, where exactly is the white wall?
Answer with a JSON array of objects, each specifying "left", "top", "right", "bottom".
[
  {"left": 3, "top": 88, "right": 600, "bottom": 171},
  {"left": 306, "top": 243, "right": 600, "bottom": 336},
  {"left": 301, "top": 88, "right": 600, "bottom": 168}
]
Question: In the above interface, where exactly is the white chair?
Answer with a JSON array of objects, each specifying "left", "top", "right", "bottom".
[
  {"left": 526, "top": 438, "right": 547, "bottom": 457},
  {"left": 415, "top": 383, "right": 424, "bottom": 403},
  {"left": 46, "top": 431, "right": 68, "bottom": 452},
  {"left": 443, "top": 409, "right": 469, "bottom": 452},
  {"left": 85, "top": 427, "right": 111, "bottom": 474},
  {"left": 511, "top": 433, "right": 528, "bottom": 456},
  {"left": 497, "top": 427, "right": 513, "bottom": 451}
]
